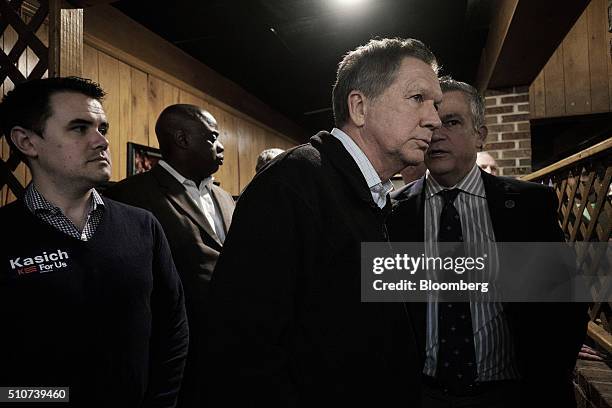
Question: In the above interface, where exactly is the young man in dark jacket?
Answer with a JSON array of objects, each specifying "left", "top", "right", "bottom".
[{"left": 0, "top": 77, "right": 188, "bottom": 407}]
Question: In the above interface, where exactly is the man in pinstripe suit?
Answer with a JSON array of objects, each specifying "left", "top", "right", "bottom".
[{"left": 389, "top": 77, "right": 588, "bottom": 407}]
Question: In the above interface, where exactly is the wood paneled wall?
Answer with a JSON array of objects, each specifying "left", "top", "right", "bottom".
[
  {"left": 529, "top": 0, "right": 612, "bottom": 119},
  {"left": 83, "top": 6, "right": 306, "bottom": 145},
  {"left": 1, "top": 7, "right": 298, "bottom": 203},
  {"left": 83, "top": 43, "right": 296, "bottom": 195}
]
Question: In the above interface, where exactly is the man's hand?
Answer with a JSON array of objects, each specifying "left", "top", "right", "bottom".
[{"left": 578, "top": 344, "right": 606, "bottom": 361}]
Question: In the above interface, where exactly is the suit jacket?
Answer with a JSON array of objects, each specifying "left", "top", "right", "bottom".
[
  {"left": 206, "top": 132, "right": 417, "bottom": 407},
  {"left": 388, "top": 170, "right": 588, "bottom": 408},
  {"left": 105, "top": 164, "right": 235, "bottom": 407}
]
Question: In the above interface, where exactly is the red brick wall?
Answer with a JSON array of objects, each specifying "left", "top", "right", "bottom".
[
  {"left": 574, "top": 360, "right": 612, "bottom": 408},
  {"left": 484, "top": 86, "right": 532, "bottom": 177}
]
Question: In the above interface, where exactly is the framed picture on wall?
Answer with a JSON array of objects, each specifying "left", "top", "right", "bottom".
[
  {"left": 127, "top": 142, "right": 163, "bottom": 176},
  {"left": 609, "top": 1, "right": 612, "bottom": 32}
]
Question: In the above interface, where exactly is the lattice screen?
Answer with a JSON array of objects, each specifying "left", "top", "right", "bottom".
[
  {"left": 0, "top": 0, "right": 49, "bottom": 206},
  {"left": 530, "top": 148, "right": 612, "bottom": 335}
]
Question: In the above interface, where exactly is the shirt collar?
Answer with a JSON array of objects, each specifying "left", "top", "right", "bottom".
[
  {"left": 90, "top": 189, "right": 105, "bottom": 210},
  {"left": 199, "top": 176, "right": 214, "bottom": 193},
  {"left": 330, "top": 128, "right": 394, "bottom": 209},
  {"left": 159, "top": 160, "right": 213, "bottom": 192},
  {"left": 24, "top": 183, "right": 105, "bottom": 214},
  {"left": 330, "top": 128, "right": 385, "bottom": 189},
  {"left": 425, "top": 164, "right": 486, "bottom": 200}
]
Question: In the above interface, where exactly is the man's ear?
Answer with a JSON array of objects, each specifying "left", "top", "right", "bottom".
[
  {"left": 475, "top": 125, "right": 488, "bottom": 149},
  {"left": 10, "top": 126, "right": 38, "bottom": 159},
  {"left": 347, "top": 90, "right": 366, "bottom": 127},
  {"left": 174, "top": 129, "right": 189, "bottom": 149}
]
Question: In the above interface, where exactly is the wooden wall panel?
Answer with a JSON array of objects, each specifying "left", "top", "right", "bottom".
[
  {"left": 222, "top": 113, "right": 240, "bottom": 195},
  {"left": 162, "top": 80, "right": 179, "bottom": 109},
  {"left": 274, "top": 133, "right": 296, "bottom": 150},
  {"left": 82, "top": 43, "right": 98, "bottom": 82},
  {"left": 587, "top": 0, "right": 609, "bottom": 112},
  {"left": 275, "top": 134, "right": 289, "bottom": 148},
  {"left": 251, "top": 126, "right": 269, "bottom": 183},
  {"left": 56, "top": 9, "right": 83, "bottom": 77},
  {"left": 81, "top": 42, "right": 296, "bottom": 195},
  {"left": 529, "top": 72, "right": 546, "bottom": 116},
  {"left": 206, "top": 105, "right": 236, "bottom": 194},
  {"left": 237, "top": 120, "right": 258, "bottom": 191},
  {"left": 83, "top": 5, "right": 305, "bottom": 142},
  {"left": 178, "top": 89, "right": 203, "bottom": 108},
  {"left": 0, "top": 6, "right": 297, "bottom": 201},
  {"left": 264, "top": 132, "right": 279, "bottom": 151},
  {"left": 285, "top": 136, "right": 295, "bottom": 149},
  {"left": 118, "top": 61, "right": 132, "bottom": 180},
  {"left": 543, "top": 47, "right": 565, "bottom": 116},
  {"left": 269, "top": 135, "right": 283, "bottom": 150},
  {"left": 608, "top": 23, "right": 612, "bottom": 112},
  {"left": 563, "top": 12, "right": 591, "bottom": 115},
  {"left": 130, "top": 67, "right": 149, "bottom": 147},
  {"left": 268, "top": 136, "right": 281, "bottom": 151},
  {"left": 147, "top": 75, "right": 164, "bottom": 149},
  {"left": 530, "top": 0, "right": 612, "bottom": 119},
  {"left": 97, "top": 51, "right": 120, "bottom": 181}
]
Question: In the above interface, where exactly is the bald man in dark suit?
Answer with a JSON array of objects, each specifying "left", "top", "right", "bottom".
[{"left": 106, "top": 104, "right": 234, "bottom": 407}]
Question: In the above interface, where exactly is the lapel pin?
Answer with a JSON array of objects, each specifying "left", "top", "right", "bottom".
[{"left": 505, "top": 200, "right": 515, "bottom": 209}]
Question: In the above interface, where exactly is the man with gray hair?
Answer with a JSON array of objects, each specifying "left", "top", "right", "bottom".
[
  {"left": 476, "top": 151, "right": 499, "bottom": 175},
  {"left": 207, "top": 38, "right": 442, "bottom": 406},
  {"left": 389, "top": 77, "right": 587, "bottom": 407},
  {"left": 255, "top": 147, "right": 284, "bottom": 173}
]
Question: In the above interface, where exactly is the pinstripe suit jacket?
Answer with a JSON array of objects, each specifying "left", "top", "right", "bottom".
[{"left": 388, "top": 169, "right": 588, "bottom": 407}]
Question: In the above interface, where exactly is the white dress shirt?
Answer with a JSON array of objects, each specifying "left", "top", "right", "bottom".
[
  {"left": 158, "top": 160, "right": 226, "bottom": 242},
  {"left": 423, "top": 164, "right": 519, "bottom": 381},
  {"left": 330, "top": 128, "right": 394, "bottom": 209}
]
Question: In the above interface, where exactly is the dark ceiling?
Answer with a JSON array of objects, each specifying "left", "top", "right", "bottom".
[{"left": 113, "top": 0, "right": 493, "bottom": 135}]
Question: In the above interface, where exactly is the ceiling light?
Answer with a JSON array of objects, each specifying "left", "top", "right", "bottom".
[{"left": 334, "top": 0, "right": 368, "bottom": 6}]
